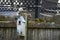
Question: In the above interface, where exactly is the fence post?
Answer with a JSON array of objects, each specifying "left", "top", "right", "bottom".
[
  {"left": 20, "top": 10, "right": 28, "bottom": 40},
  {"left": 23, "top": 12, "right": 27, "bottom": 40}
]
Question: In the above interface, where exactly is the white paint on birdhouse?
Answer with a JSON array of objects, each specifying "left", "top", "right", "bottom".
[{"left": 17, "top": 16, "right": 26, "bottom": 36}]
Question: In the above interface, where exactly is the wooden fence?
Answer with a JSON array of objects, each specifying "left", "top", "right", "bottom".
[
  {"left": 1, "top": 21, "right": 60, "bottom": 40},
  {"left": 27, "top": 26, "right": 60, "bottom": 40},
  {"left": 0, "top": 27, "right": 16, "bottom": 40},
  {"left": 1, "top": 22, "right": 60, "bottom": 40},
  {"left": 0, "top": 22, "right": 24, "bottom": 40}
]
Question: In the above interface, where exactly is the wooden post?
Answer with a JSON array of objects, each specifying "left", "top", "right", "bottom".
[
  {"left": 19, "top": 10, "right": 28, "bottom": 40},
  {"left": 24, "top": 13, "right": 27, "bottom": 40}
]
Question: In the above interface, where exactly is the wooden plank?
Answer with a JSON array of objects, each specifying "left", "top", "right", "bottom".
[
  {"left": 32, "top": 29, "right": 34, "bottom": 40},
  {"left": 27, "top": 29, "right": 31, "bottom": 40},
  {"left": 0, "top": 28, "right": 3, "bottom": 40},
  {"left": 0, "top": 21, "right": 11, "bottom": 23},
  {"left": 28, "top": 26, "right": 60, "bottom": 29},
  {"left": 0, "top": 21, "right": 16, "bottom": 27}
]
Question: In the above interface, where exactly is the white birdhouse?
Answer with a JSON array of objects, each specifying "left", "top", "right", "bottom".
[
  {"left": 16, "top": 10, "right": 28, "bottom": 40},
  {"left": 17, "top": 15, "right": 26, "bottom": 36}
]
